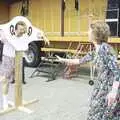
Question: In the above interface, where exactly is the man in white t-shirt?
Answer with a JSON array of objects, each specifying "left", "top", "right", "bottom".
[{"left": 0, "top": 21, "right": 27, "bottom": 110}]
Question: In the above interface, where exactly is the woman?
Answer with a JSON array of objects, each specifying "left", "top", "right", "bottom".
[{"left": 56, "top": 21, "right": 120, "bottom": 119}]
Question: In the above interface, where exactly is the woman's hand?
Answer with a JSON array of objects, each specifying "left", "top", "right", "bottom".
[
  {"left": 107, "top": 90, "right": 117, "bottom": 107},
  {"left": 55, "top": 55, "right": 65, "bottom": 63}
]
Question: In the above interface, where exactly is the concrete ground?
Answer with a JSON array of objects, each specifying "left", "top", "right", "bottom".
[{"left": 0, "top": 64, "right": 93, "bottom": 120}]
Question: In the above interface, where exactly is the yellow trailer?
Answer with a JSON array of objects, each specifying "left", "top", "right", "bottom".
[{"left": 2, "top": 0, "right": 120, "bottom": 66}]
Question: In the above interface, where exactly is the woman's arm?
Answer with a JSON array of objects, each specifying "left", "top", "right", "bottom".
[
  {"left": 56, "top": 51, "right": 94, "bottom": 65},
  {"left": 107, "top": 58, "right": 119, "bottom": 106},
  {"left": 79, "top": 51, "right": 94, "bottom": 64}
]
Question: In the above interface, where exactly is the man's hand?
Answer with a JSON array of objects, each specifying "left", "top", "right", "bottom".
[
  {"left": 43, "top": 35, "right": 50, "bottom": 46},
  {"left": 44, "top": 40, "right": 50, "bottom": 46}
]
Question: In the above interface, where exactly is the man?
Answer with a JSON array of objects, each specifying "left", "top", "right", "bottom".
[
  {"left": 11, "top": 22, "right": 27, "bottom": 84},
  {"left": 11, "top": 21, "right": 27, "bottom": 84},
  {"left": 0, "top": 21, "right": 27, "bottom": 110}
]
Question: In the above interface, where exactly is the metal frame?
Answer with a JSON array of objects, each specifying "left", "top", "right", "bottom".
[
  {"left": 105, "top": 8, "right": 119, "bottom": 36},
  {"left": 30, "top": 56, "right": 62, "bottom": 82}
]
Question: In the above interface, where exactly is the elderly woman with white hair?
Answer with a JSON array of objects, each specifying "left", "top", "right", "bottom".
[{"left": 56, "top": 21, "right": 120, "bottom": 120}]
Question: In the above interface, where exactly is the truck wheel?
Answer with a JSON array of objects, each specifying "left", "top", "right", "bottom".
[{"left": 24, "top": 42, "right": 41, "bottom": 67}]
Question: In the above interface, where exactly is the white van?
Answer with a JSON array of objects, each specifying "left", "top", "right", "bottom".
[{"left": 0, "top": 16, "right": 49, "bottom": 67}]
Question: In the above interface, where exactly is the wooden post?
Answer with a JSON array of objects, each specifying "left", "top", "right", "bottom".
[
  {"left": 0, "top": 51, "right": 39, "bottom": 115},
  {"left": 15, "top": 51, "right": 23, "bottom": 107}
]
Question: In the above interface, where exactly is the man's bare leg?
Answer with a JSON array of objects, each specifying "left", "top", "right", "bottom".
[{"left": 1, "top": 76, "right": 9, "bottom": 110}]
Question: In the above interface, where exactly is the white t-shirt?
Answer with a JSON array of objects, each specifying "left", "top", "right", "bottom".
[
  {"left": 3, "top": 42, "right": 15, "bottom": 58},
  {"left": 0, "top": 30, "right": 15, "bottom": 58},
  {"left": 3, "top": 34, "right": 29, "bottom": 58},
  {"left": 8, "top": 35, "right": 29, "bottom": 51}
]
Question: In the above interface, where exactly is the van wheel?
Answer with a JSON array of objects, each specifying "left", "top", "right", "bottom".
[{"left": 24, "top": 42, "right": 41, "bottom": 67}]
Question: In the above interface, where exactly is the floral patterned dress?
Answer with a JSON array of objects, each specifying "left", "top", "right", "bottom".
[{"left": 79, "top": 42, "right": 120, "bottom": 120}]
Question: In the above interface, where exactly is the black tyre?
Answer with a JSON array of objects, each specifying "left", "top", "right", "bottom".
[{"left": 24, "top": 42, "right": 41, "bottom": 67}]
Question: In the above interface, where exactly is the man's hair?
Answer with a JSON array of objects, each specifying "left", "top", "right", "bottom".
[
  {"left": 15, "top": 21, "right": 26, "bottom": 30},
  {"left": 90, "top": 21, "right": 110, "bottom": 44}
]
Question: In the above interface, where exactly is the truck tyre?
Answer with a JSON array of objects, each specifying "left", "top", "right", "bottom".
[{"left": 24, "top": 42, "right": 41, "bottom": 67}]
